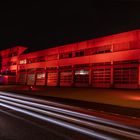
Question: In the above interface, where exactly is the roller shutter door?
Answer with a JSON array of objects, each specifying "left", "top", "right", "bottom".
[
  {"left": 47, "top": 72, "right": 58, "bottom": 86},
  {"left": 75, "top": 70, "right": 89, "bottom": 87},
  {"left": 18, "top": 73, "right": 26, "bottom": 84},
  {"left": 114, "top": 67, "right": 138, "bottom": 88},
  {"left": 36, "top": 73, "right": 45, "bottom": 86},
  {"left": 60, "top": 71, "right": 72, "bottom": 86},
  {"left": 92, "top": 68, "right": 111, "bottom": 88},
  {"left": 27, "top": 74, "right": 35, "bottom": 85}
]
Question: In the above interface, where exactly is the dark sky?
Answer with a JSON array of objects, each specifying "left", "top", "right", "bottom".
[{"left": 1, "top": 0, "right": 140, "bottom": 51}]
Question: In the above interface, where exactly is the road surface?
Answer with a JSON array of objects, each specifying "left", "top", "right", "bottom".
[{"left": 0, "top": 91, "right": 140, "bottom": 140}]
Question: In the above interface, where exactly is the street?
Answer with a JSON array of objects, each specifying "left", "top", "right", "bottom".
[{"left": 0, "top": 92, "right": 140, "bottom": 140}]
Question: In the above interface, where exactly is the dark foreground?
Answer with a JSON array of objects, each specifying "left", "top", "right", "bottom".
[
  {"left": 0, "top": 92, "right": 140, "bottom": 140},
  {"left": 0, "top": 107, "right": 94, "bottom": 140}
]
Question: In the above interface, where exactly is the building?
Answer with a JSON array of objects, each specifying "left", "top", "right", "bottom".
[
  {"left": 1, "top": 29, "right": 140, "bottom": 89},
  {"left": 0, "top": 46, "right": 27, "bottom": 84}
]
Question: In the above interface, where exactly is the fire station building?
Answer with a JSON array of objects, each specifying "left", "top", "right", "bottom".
[{"left": 1, "top": 29, "right": 140, "bottom": 89}]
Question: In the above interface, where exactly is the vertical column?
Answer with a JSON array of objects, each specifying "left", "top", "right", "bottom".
[
  {"left": 110, "top": 61, "right": 114, "bottom": 88},
  {"left": 34, "top": 69, "right": 37, "bottom": 86},
  {"left": 57, "top": 66, "right": 60, "bottom": 87},
  {"left": 16, "top": 64, "right": 19, "bottom": 84},
  {"left": 89, "top": 64, "right": 92, "bottom": 87},
  {"left": 111, "top": 45, "right": 114, "bottom": 88},
  {"left": 25, "top": 59, "right": 27, "bottom": 85},
  {"left": 16, "top": 56, "right": 19, "bottom": 84},
  {"left": 25, "top": 69, "right": 28, "bottom": 85},
  {"left": 45, "top": 68, "right": 48, "bottom": 86},
  {"left": 138, "top": 64, "right": 140, "bottom": 88},
  {"left": 111, "top": 44, "right": 114, "bottom": 52},
  {"left": 71, "top": 65, "right": 75, "bottom": 87}
]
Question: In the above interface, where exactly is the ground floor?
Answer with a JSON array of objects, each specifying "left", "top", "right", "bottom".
[{"left": 17, "top": 60, "right": 140, "bottom": 89}]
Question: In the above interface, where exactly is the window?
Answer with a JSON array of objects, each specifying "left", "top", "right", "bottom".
[
  {"left": 37, "top": 73, "right": 45, "bottom": 79},
  {"left": 12, "top": 52, "right": 18, "bottom": 56},
  {"left": 47, "top": 54, "right": 58, "bottom": 61},
  {"left": 36, "top": 56, "right": 45, "bottom": 62},
  {"left": 19, "top": 59, "right": 27, "bottom": 64},
  {"left": 12, "top": 61, "right": 17, "bottom": 65},
  {"left": 75, "top": 70, "right": 89, "bottom": 75},
  {"left": 60, "top": 65, "right": 72, "bottom": 69},
  {"left": 85, "top": 45, "right": 111, "bottom": 56},
  {"left": 27, "top": 69, "right": 35, "bottom": 73},
  {"left": 46, "top": 67, "right": 57, "bottom": 70},
  {"left": 95, "top": 45, "right": 111, "bottom": 54},
  {"left": 28, "top": 58, "right": 36, "bottom": 63},
  {"left": 114, "top": 60, "right": 138, "bottom": 65},
  {"left": 18, "top": 69, "right": 26, "bottom": 72},
  {"left": 74, "top": 64, "right": 90, "bottom": 68},
  {"left": 59, "top": 52, "right": 72, "bottom": 59},
  {"left": 7, "top": 61, "right": 17, "bottom": 66},
  {"left": 75, "top": 51, "right": 84, "bottom": 57},
  {"left": 75, "top": 69, "right": 89, "bottom": 86},
  {"left": 92, "top": 62, "right": 111, "bottom": 66}
]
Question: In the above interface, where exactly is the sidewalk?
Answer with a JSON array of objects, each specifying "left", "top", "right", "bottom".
[{"left": 0, "top": 85, "right": 140, "bottom": 109}]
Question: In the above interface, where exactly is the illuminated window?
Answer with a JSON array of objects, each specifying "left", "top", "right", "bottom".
[
  {"left": 19, "top": 59, "right": 27, "bottom": 64},
  {"left": 75, "top": 70, "right": 89, "bottom": 75},
  {"left": 75, "top": 70, "right": 89, "bottom": 86},
  {"left": 37, "top": 73, "right": 45, "bottom": 79}
]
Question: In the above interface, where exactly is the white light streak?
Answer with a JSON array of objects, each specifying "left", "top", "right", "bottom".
[{"left": 0, "top": 103, "right": 113, "bottom": 140}]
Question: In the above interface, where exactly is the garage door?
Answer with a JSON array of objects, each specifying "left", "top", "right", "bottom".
[
  {"left": 75, "top": 70, "right": 89, "bottom": 87},
  {"left": 18, "top": 72, "right": 26, "bottom": 84},
  {"left": 47, "top": 72, "right": 58, "bottom": 86},
  {"left": 92, "top": 68, "right": 111, "bottom": 88},
  {"left": 60, "top": 71, "right": 72, "bottom": 86},
  {"left": 114, "top": 67, "right": 138, "bottom": 88},
  {"left": 27, "top": 74, "right": 35, "bottom": 85},
  {"left": 36, "top": 73, "right": 45, "bottom": 86}
]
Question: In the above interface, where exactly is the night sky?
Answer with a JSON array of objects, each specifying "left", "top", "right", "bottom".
[{"left": 1, "top": 0, "right": 140, "bottom": 51}]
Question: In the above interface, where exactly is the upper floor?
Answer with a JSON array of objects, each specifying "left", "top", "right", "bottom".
[{"left": 18, "top": 29, "right": 140, "bottom": 65}]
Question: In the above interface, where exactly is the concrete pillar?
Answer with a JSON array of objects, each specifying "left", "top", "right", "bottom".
[
  {"left": 71, "top": 65, "right": 75, "bottom": 87},
  {"left": 34, "top": 69, "right": 37, "bottom": 86},
  {"left": 45, "top": 68, "right": 48, "bottom": 86},
  {"left": 111, "top": 44, "right": 114, "bottom": 52},
  {"left": 57, "top": 67, "right": 60, "bottom": 87},
  {"left": 89, "top": 66, "right": 92, "bottom": 87},
  {"left": 138, "top": 64, "right": 140, "bottom": 88},
  {"left": 16, "top": 65, "right": 19, "bottom": 84},
  {"left": 111, "top": 61, "right": 114, "bottom": 88},
  {"left": 25, "top": 69, "right": 28, "bottom": 85}
]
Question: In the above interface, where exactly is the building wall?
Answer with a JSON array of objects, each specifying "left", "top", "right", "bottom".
[
  {"left": 1, "top": 29, "right": 140, "bottom": 88},
  {"left": 0, "top": 46, "right": 27, "bottom": 84}
]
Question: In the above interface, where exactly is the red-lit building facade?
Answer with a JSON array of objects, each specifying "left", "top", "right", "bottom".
[
  {"left": 1, "top": 29, "right": 140, "bottom": 89},
  {"left": 0, "top": 46, "right": 27, "bottom": 84}
]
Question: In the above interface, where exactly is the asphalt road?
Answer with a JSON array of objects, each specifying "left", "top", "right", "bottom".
[
  {"left": 0, "top": 107, "right": 93, "bottom": 140},
  {"left": 0, "top": 92, "right": 140, "bottom": 140}
]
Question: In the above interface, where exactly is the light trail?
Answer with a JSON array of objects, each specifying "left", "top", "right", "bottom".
[
  {"left": 0, "top": 91, "right": 139, "bottom": 132},
  {"left": 0, "top": 103, "right": 114, "bottom": 140},
  {"left": 1, "top": 91, "right": 140, "bottom": 139}
]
